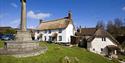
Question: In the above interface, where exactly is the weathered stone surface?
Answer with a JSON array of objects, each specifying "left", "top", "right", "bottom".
[
  {"left": 4, "top": 41, "right": 39, "bottom": 51},
  {"left": 16, "top": 31, "right": 32, "bottom": 41},
  {"left": 0, "top": 45, "right": 48, "bottom": 58},
  {"left": 21, "top": 0, "right": 26, "bottom": 32}
]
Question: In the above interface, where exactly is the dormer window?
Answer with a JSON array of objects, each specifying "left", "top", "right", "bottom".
[
  {"left": 45, "top": 30, "right": 47, "bottom": 33},
  {"left": 59, "top": 29, "right": 62, "bottom": 33},
  {"left": 104, "top": 38, "right": 106, "bottom": 41},
  {"left": 102, "top": 37, "right": 106, "bottom": 41},
  {"left": 49, "top": 30, "right": 51, "bottom": 34},
  {"left": 37, "top": 30, "right": 40, "bottom": 33}
]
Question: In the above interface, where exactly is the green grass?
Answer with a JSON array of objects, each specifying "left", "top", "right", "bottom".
[
  {"left": 118, "top": 55, "right": 125, "bottom": 62},
  {"left": 0, "top": 41, "right": 118, "bottom": 63},
  {"left": 0, "top": 40, "right": 4, "bottom": 48}
]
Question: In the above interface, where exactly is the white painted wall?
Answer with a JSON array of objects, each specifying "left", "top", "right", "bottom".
[
  {"left": 88, "top": 37, "right": 117, "bottom": 55},
  {"left": 34, "top": 24, "right": 74, "bottom": 43},
  {"left": 34, "top": 32, "right": 39, "bottom": 40},
  {"left": 35, "top": 29, "right": 66, "bottom": 42},
  {"left": 65, "top": 24, "right": 74, "bottom": 43}
]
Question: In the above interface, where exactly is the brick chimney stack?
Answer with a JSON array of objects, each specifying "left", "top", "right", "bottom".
[
  {"left": 68, "top": 11, "right": 72, "bottom": 19},
  {"left": 39, "top": 19, "right": 43, "bottom": 24}
]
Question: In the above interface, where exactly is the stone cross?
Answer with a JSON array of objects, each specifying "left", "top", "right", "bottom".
[{"left": 20, "top": 0, "right": 26, "bottom": 31}]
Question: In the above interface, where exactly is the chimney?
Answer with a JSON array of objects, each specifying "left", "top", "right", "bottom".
[
  {"left": 68, "top": 10, "right": 72, "bottom": 19},
  {"left": 79, "top": 26, "right": 82, "bottom": 33},
  {"left": 39, "top": 19, "right": 43, "bottom": 24}
]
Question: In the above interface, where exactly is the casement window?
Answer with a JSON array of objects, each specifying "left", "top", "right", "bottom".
[
  {"left": 49, "top": 36, "right": 52, "bottom": 41},
  {"left": 37, "top": 30, "right": 40, "bottom": 33},
  {"left": 49, "top": 30, "right": 51, "bottom": 34},
  {"left": 44, "top": 36, "right": 46, "bottom": 41},
  {"left": 102, "top": 37, "right": 106, "bottom": 41},
  {"left": 101, "top": 48, "right": 103, "bottom": 51},
  {"left": 103, "top": 37, "right": 106, "bottom": 41},
  {"left": 45, "top": 30, "right": 47, "bottom": 33},
  {"left": 59, "top": 29, "right": 62, "bottom": 33},
  {"left": 59, "top": 36, "right": 62, "bottom": 41}
]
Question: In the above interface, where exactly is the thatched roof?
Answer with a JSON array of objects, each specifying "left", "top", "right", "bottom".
[
  {"left": 75, "top": 28, "right": 97, "bottom": 36},
  {"left": 106, "top": 45, "right": 120, "bottom": 50},
  {"left": 37, "top": 17, "right": 72, "bottom": 30},
  {"left": 37, "top": 11, "right": 74, "bottom": 30},
  {"left": 76, "top": 28, "right": 119, "bottom": 45}
]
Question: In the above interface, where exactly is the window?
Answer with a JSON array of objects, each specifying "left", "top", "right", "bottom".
[
  {"left": 103, "top": 38, "right": 106, "bottom": 41},
  {"left": 49, "top": 30, "right": 51, "bottom": 33},
  {"left": 101, "top": 48, "right": 103, "bottom": 51},
  {"left": 45, "top": 30, "right": 47, "bottom": 33},
  {"left": 49, "top": 36, "right": 52, "bottom": 41},
  {"left": 44, "top": 36, "right": 46, "bottom": 41},
  {"left": 102, "top": 37, "right": 106, "bottom": 41},
  {"left": 59, "top": 29, "right": 62, "bottom": 33},
  {"left": 37, "top": 30, "right": 40, "bottom": 33},
  {"left": 59, "top": 36, "right": 62, "bottom": 41}
]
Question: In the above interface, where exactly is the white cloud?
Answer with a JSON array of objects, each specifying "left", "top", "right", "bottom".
[
  {"left": 28, "top": 25, "right": 36, "bottom": 29},
  {"left": 27, "top": 10, "right": 51, "bottom": 19},
  {"left": 10, "top": 19, "right": 20, "bottom": 28},
  {"left": 122, "top": 6, "right": 125, "bottom": 11},
  {"left": 11, "top": 3, "right": 18, "bottom": 8}
]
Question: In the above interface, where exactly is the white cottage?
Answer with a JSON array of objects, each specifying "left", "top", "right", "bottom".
[
  {"left": 87, "top": 28, "right": 119, "bottom": 56},
  {"left": 75, "top": 28, "right": 120, "bottom": 58},
  {"left": 35, "top": 11, "right": 75, "bottom": 43}
]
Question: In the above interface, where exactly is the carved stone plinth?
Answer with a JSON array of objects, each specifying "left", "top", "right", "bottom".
[{"left": 15, "top": 31, "right": 32, "bottom": 41}]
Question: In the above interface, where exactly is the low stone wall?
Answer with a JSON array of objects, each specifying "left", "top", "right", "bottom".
[
  {"left": 13, "top": 47, "right": 48, "bottom": 58},
  {"left": 0, "top": 41, "right": 48, "bottom": 57},
  {"left": 5, "top": 41, "right": 39, "bottom": 52},
  {"left": 0, "top": 46, "right": 48, "bottom": 58}
]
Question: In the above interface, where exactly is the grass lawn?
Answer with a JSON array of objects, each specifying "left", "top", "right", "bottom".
[
  {"left": 118, "top": 55, "right": 125, "bottom": 62},
  {"left": 0, "top": 40, "right": 4, "bottom": 48},
  {"left": 0, "top": 41, "right": 119, "bottom": 63}
]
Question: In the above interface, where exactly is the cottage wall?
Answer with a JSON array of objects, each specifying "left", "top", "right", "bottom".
[
  {"left": 88, "top": 37, "right": 117, "bottom": 55},
  {"left": 65, "top": 24, "right": 74, "bottom": 43},
  {"left": 35, "top": 28, "right": 67, "bottom": 42},
  {"left": 35, "top": 24, "right": 74, "bottom": 43}
]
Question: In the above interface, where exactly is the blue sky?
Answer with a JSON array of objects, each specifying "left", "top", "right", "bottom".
[{"left": 0, "top": 0, "right": 125, "bottom": 28}]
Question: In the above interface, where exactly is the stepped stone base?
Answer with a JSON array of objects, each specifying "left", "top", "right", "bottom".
[
  {"left": 4, "top": 41, "right": 39, "bottom": 52},
  {"left": 0, "top": 31, "right": 47, "bottom": 57},
  {"left": 16, "top": 31, "right": 32, "bottom": 41}
]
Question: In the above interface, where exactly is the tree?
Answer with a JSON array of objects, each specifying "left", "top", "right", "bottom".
[
  {"left": 3, "top": 29, "right": 16, "bottom": 34},
  {"left": 107, "top": 20, "right": 117, "bottom": 37},
  {"left": 106, "top": 18, "right": 125, "bottom": 46},
  {"left": 114, "top": 18, "right": 123, "bottom": 28},
  {"left": 96, "top": 20, "right": 105, "bottom": 29}
]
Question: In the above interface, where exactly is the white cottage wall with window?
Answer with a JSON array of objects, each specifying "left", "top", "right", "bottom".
[
  {"left": 34, "top": 11, "right": 75, "bottom": 43},
  {"left": 65, "top": 24, "right": 74, "bottom": 43},
  {"left": 88, "top": 37, "right": 117, "bottom": 55},
  {"left": 35, "top": 23, "right": 74, "bottom": 43},
  {"left": 35, "top": 28, "right": 68, "bottom": 43}
]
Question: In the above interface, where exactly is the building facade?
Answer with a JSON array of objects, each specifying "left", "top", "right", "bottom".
[
  {"left": 75, "top": 27, "right": 120, "bottom": 58},
  {"left": 35, "top": 12, "right": 75, "bottom": 43}
]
